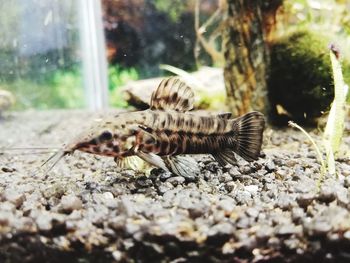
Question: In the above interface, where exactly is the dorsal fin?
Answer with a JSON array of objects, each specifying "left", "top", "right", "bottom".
[{"left": 150, "top": 77, "right": 195, "bottom": 112}]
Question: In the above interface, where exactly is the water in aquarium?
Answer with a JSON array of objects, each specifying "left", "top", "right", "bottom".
[{"left": 0, "top": 0, "right": 350, "bottom": 262}]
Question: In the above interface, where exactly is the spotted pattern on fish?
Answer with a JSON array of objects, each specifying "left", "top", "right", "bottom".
[
  {"left": 42, "top": 77, "right": 265, "bottom": 177},
  {"left": 133, "top": 110, "right": 240, "bottom": 155},
  {"left": 71, "top": 108, "right": 262, "bottom": 159}
]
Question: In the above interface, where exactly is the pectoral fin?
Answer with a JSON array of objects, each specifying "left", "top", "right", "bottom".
[
  {"left": 114, "top": 156, "right": 145, "bottom": 170},
  {"left": 136, "top": 151, "right": 200, "bottom": 178},
  {"left": 163, "top": 155, "right": 200, "bottom": 177},
  {"left": 212, "top": 151, "right": 237, "bottom": 166},
  {"left": 135, "top": 151, "right": 170, "bottom": 172}
]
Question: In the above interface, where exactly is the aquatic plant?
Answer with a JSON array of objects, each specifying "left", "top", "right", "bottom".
[
  {"left": 108, "top": 65, "right": 139, "bottom": 108},
  {"left": 289, "top": 45, "right": 349, "bottom": 187},
  {"left": 323, "top": 46, "right": 349, "bottom": 175},
  {"left": 1, "top": 67, "right": 84, "bottom": 110}
]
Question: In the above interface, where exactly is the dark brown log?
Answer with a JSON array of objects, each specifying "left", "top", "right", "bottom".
[{"left": 223, "top": 0, "right": 282, "bottom": 116}]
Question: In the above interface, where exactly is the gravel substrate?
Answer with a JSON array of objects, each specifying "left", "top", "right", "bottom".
[{"left": 1, "top": 110, "right": 350, "bottom": 263}]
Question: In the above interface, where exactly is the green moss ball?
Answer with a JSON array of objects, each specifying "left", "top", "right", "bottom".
[{"left": 268, "top": 30, "right": 349, "bottom": 122}]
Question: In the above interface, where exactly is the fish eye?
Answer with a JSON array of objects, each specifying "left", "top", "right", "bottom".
[{"left": 99, "top": 131, "right": 112, "bottom": 141}]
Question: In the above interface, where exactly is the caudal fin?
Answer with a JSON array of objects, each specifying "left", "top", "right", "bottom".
[{"left": 234, "top": 111, "right": 265, "bottom": 161}]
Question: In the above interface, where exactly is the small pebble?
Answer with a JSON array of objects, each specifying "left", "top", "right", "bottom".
[
  {"left": 236, "top": 217, "right": 251, "bottom": 229},
  {"left": 157, "top": 183, "right": 174, "bottom": 195},
  {"left": 206, "top": 162, "right": 220, "bottom": 173},
  {"left": 265, "top": 160, "right": 276, "bottom": 173},
  {"left": 276, "top": 194, "right": 294, "bottom": 210},
  {"left": 328, "top": 232, "right": 340, "bottom": 241},
  {"left": 0, "top": 212, "right": 11, "bottom": 226},
  {"left": 267, "top": 237, "right": 280, "bottom": 248},
  {"left": 60, "top": 195, "right": 83, "bottom": 213},
  {"left": 1, "top": 167, "right": 15, "bottom": 173},
  {"left": 344, "top": 177, "right": 350, "bottom": 188},
  {"left": 36, "top": 216, "right": 53, "bottom": 231},
  {"left": 291, "top": 207, "right": 305, "bottom": 223},
  {"left": 256, "top": 226, "right": 274, "bottom": 240},
  {"left": 297, "top": 193, "right": 315, "bottom": 208},
  {"left": 166, "top": 176, "right": 185, "bottom": 186},
  {"left": 293, "top": 165, "right": 304, "bottom": 179},
  {"left": 245, "top": 185, "right": 259, "bottom": 195},
  {"left": 3, "top": 189, "right": 25, "bottom": 208},
  {"left": 239, "top": 165, "right": 252, "bottom": 175},
  {"left": 305, "top": 220, "right": 332, "bottom": 236},
  {"left": 16, "top": 217, "right": 36, "bottom": 232},
  {"left": 218, "top": 173, "right": 232, "bottom": 183},
  {"left": 224, "top": 181, "right": 236, "bottom": 192},
  {"left": 233, "top": 190, "right": 252, "bottom": 205},
  {"left": 217, "top": 198, "right": 236, "bottom": 214},
  {"left": 188, "top": 206, "right": 204, "bottom": 219},
  {"left": 0, "top": 201, "right": 16, "bottom": 213},
  {"left": 341, "top": 169, "right": 350, "bottom": 177},
  {"left": 229, "top": 166, "right": 241, "bottom": 177},
  {"left": 135, "top": 177, "right": 153, "bottom": 188},
  {"left": 343, "top": 231, "right": 350, "bottom": 240},
  {"left": 313, "top": 221, "right": 333, "bottom": 235},
  {"left": 159, "top": 171, "right": 173, "bottom": 182},
  {"left": 273, "top": 159, "right": 282, "bottom": 166},
  {"left": 207, "top": 222, "right": 234, "bottom": 236},
  {"left": 112, "top": 250, "right": 123, "bottom": 261},
  {"left": 246, "top": 207, "right": 259, "bottom": 218},
  {"left": 318, "top": 186, "right": 336, "bottom": 203},
  {"left": 284, "top": 237, "right": 301, "bottom": 250},
  {"left": 103, "top": 192, "right": 114, "bottom": 199},
  {"left": 275, "top": 224, "right": 302, "bottom": 236}
]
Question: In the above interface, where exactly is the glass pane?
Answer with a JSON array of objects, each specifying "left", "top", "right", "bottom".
[{"left": 0, "top": 0, "right": 84, "bottom": 110}]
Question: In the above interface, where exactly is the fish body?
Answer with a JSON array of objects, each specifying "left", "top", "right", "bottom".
[{"left": 50, "top": 77, "right": 265, "bottom": 176}]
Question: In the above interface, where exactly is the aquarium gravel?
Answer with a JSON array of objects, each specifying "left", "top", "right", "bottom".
[{"left": 1, "top": 111, "right": 350, "bottom": 263}]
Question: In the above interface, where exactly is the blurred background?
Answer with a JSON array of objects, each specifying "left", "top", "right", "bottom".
[{"left": 0, "top": 0, "right": 349, "bottom": 111}]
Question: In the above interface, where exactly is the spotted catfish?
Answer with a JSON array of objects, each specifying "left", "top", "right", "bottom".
[{"left": 44, "top": 77, "right": 265, "bottom": 177}]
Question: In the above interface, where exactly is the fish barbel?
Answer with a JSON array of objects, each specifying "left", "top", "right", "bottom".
[{"left": 43, "top": 77, "right": 265, "bottom": 177}]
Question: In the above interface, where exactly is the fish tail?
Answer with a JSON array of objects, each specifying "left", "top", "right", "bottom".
[{"left": 233, "top": 111, "right": 265, "bottom": 161}]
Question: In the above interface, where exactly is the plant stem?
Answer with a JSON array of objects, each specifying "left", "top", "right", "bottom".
[{"left": 289, "top": 121, "right": 326, "bottom": 189}]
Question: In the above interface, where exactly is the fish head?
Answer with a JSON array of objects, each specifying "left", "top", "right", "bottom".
[{"left": 68, "top": 121, "right": 138, "bottom": 157}]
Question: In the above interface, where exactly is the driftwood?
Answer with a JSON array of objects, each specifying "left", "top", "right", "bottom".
[{"left": 223, "top": 0, "right": 282, "bottom": 116}]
